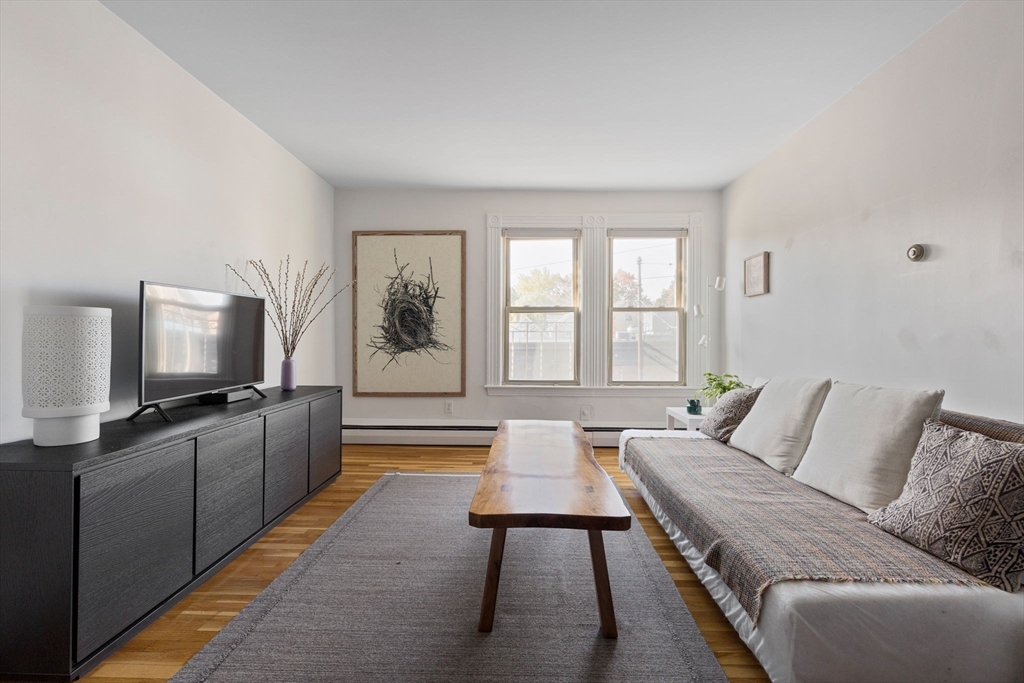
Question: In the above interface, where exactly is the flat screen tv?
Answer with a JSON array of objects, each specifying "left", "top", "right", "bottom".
[{"left": 138, "top": 281, "right": 265, "bottom": 407}]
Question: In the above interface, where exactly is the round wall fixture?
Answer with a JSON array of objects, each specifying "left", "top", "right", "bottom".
[{"left": 907, "top": 244, "right": 925, "bottom": 262}]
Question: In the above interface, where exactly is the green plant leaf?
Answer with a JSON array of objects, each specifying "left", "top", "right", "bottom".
[{"left": 696, "top": 371, "right": 747, "bottom": 402}]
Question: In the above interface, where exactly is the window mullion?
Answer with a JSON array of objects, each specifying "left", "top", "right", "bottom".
[{"left": 578, "top": 225, "right": 605, "bottom": 388}]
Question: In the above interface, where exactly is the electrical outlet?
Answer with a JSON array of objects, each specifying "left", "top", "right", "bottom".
[
  {"left": 580, "top": 405, "right": 592, "bottom": 421},
  {"left": 445, "top": 400, "right": 455, "bottom": 415}
]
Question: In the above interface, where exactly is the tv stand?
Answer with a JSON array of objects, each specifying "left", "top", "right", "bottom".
[
  {"left": 125, "top": 403, "right": 173, "bottom": 423},
  {"left": 1, "top": 386, "right": 342, "bottom": 680},
  {"left": 126, "top": 386, "right": 268, "bottom": 422}
]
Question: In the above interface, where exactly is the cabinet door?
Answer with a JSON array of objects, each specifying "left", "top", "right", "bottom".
[
  {"left": 309, "top": 392, "right": 342, "bottom": 491},
  {"left": 195, "top": 419, "right": 264, "bottom": 574},
  {"left": 263, "top": 403, "right": 309, "bottom": 524},
  {"left": 76, "top": 442, "right": 194, "bottom": 660}
]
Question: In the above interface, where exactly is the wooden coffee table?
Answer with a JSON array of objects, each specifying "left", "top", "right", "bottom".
[{"left": 468, "top": 420, "right": 631, "bottom": 638}]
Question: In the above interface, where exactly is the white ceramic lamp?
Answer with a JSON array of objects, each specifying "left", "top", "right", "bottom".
[{"left": 22, "top": 306, "right": 112, "bottom": 447}]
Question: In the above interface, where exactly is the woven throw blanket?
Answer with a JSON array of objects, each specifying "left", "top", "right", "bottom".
[{"left": 623, "top": 437, "right": 986, "bottom": 623}]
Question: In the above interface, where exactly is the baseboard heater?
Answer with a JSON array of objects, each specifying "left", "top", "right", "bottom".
[
  {"left": 341, "top": 423, "right": 647, "bottom": 447},
  {"left": 342, "top": 424, "right": 641, "bottom": 432}
]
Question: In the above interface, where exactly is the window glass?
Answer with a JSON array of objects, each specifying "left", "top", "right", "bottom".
[
  {"left": 507, "top": 311, "right": 576, "bottom": 382},
  {"left": 610, "top": 311, "right": 679, "bottom": 382},
  {"left": 611, "top": 238, "right": 677, "bottom": 308},
  {"left": 509, "top": 239, "right": 574, "bottom": 307}
]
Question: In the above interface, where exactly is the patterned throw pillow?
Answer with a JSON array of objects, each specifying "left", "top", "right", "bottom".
[
  {"left": 868, "top": 419, "right": 1024, "bottom": 592},
  {"left": 699, "top": 385, "right": 763, "bottom": 442}
]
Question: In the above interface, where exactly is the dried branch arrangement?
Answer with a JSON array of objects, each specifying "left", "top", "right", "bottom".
[{"left": 227, "top": 256, "right": 352, "bottom": 357}]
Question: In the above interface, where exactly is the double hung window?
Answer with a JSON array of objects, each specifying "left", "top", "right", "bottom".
[
  {"left": 488, "top": 213, "right": 698, "bottom": 391},
  {"left": 503, "top": 233, "right": 579, "bottom": 384},
  {"left": 609, "top": 234, "right": 684, "bottom": 384}
]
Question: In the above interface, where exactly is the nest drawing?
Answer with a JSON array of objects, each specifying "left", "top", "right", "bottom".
[{"left": 368, "top": 250, "right": 451, "bottom": 370}]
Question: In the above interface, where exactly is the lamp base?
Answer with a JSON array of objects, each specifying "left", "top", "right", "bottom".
[{"left": 33, "top": 414, "right": 100, "bottom": 447}]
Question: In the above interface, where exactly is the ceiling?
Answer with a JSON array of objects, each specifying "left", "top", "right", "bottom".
[{"left": 101, "top": 0, "right": 962, "bottom": 190}]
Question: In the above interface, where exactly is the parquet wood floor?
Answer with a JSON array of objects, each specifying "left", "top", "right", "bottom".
[{"left": 63, "top": 444, "right": 768, "bottom": 683}]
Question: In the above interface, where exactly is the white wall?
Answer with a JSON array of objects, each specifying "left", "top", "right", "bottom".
[
  {"left": 722, "top": 0, "right": 1023, "bottom": 421},
  {"left": 0, "top": 1, "right": 336, "bottom": 443},
  {"left": 335, "top": 190, "right": 721, "bottom": 429}
]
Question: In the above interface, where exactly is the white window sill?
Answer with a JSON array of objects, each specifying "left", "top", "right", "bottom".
[{"left": 484, "top": 384, "right": 698, "bottom": 398}]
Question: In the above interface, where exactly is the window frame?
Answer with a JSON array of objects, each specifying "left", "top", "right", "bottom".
[
  {"left": 502, "top": 234, "right": 581, "bottom": 385},
  {"left": 607, "top": 235, "right": 686, "bottom": 386}
]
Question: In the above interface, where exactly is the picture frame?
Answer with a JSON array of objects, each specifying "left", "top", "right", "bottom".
[
  {"left": 744, "top": 251, "right": 769, "bottom": 297},
  {"left": 352, "top": 230, "right": 466, "bottom": 396}
]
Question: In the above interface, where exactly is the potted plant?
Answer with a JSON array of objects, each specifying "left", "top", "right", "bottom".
[
  {"left": 228, "top": 256, "right": 352, "bottom": 391},
  {"left": 695, "top": 372, "right": 747, "bottom": 409}
]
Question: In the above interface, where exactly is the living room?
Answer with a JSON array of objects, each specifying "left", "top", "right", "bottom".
[{"left": 1, "top": 1, "right": 1021, "bottom": 682}]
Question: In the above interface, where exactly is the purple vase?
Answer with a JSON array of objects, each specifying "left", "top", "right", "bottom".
[{"left": 281, "top": 356, "right": 297, "bottom": 391}]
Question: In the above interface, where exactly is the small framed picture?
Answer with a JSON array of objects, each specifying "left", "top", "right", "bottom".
[{"left": 744, "top": 252, "right": 769, "bottom": 297}]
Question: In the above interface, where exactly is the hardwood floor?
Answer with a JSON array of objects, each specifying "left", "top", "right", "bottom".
[{"left": 69, "top": 444, "right": 768, "bottom": 683}]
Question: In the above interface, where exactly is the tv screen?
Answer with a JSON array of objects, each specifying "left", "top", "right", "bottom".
[{"left": 139, "top": 282, "right": 265, "bottom": 405}]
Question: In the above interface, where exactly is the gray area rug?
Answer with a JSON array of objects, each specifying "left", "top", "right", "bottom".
[{"left": 171, "top": 473, "right": 727, "bottom": 683}]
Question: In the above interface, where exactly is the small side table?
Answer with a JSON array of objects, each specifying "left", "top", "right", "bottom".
[{"left": 666, "top": 406, "right": 705, "bottom": 431}]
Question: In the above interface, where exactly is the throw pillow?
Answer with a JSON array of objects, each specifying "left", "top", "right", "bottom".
[
  {"left": 699, "top": 385, "right": 763, "bottom": 442},
  {"left": 728, "top": 376, "right": 831, "bottom": 475},
  {"left": 868, "top": 420, "right": 1024, "bottom": 593},
  {"left": 792, "top": 382, "right": 944, "bottom": 513}
]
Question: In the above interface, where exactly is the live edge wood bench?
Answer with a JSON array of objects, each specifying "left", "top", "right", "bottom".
[{"left": 468, "top": 420, "right": 631, "bottom": 638}]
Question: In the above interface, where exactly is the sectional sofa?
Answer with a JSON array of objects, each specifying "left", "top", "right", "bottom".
[{"left": 619, "top": 378, "right": 1024, "bottom": 683}]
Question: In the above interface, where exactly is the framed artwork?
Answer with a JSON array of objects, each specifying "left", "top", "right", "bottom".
[
  {"left": 352, "top": 231, "right": 466, "bottom": 396},
  {"left": 744, "top": 252, "right": 769, "bottom": 297}
]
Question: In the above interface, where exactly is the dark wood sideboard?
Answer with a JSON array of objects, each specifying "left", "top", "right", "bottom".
[{"left": 0, "top": 386, "right": 342, "bottom": 680}]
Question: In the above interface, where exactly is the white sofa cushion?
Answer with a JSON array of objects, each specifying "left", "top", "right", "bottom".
[
  {"left": 793, "top": 382, "right": 944, "bottom": 513},
  {"left": 728, "top": 376, "right": 831, "bottom": 474}
]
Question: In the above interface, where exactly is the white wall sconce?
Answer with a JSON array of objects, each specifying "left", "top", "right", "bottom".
[{"left": 22, "top": 306, "right": 112, "bottom": 446}]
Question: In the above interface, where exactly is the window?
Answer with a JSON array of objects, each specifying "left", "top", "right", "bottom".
[
  {"left": 486, "top": 213, "right": 701, "bottom": 393},
  {"left": 503, "top": 234, "right": 579, "bottom": 384},
  {"left": 609, "top": 236, "right": 684, "bottom": 384}
]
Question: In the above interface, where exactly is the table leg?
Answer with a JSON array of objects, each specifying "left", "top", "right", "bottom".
[
  {"left": 587, "top": 529, "right": 618, "bottom": 638},
  {"left": 666, "top": 414, "right": 676, "bottom": 429},
  {"left": 478, "top": 527, "right": 507, "bottom": 632}
]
